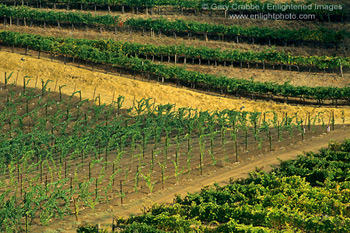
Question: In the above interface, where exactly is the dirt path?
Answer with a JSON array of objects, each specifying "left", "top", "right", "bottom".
[{"left": 33, "top": 126, "right": 350, "bottom": 233}]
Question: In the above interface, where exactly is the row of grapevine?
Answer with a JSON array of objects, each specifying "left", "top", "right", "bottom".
[
  {"left": 108, "top": 139, "right": 350, "bottom": 232},
  {"left": 1, "top": 30, "right": 349, "bottom": 103},
  {"left": 0, "top": 3, "right": 120, "bottom": 25},
  {"left": 0, "top": 75, "right": 341, "bottom": 231},
  {"left": 124, "top": 17, "right": 348, "bottom": 45},
  {"left": 3, "top": 0, "right": 349, "bottom": 18},
  {"left": 79, "top": 38, "right": 349, "bottom": 71},
  {"left": 0, "top": 4, "right": 347, "bottom": 46}
]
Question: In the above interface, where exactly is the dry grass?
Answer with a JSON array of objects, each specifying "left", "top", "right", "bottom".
[{"left": 1, "top": 50, "right": 349, "bottom": 125}]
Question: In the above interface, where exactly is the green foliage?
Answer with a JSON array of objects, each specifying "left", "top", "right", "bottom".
[
  {"left": 0, "top": 4, "right": 120, "bottom": 26},
  {"left": 1, "top": 31, "right": 349, "bottom": 102},
  {"left": 114, "top": 139, "right": 350, "bottom": 232},
  {"left": 77, "top": 224, "right": 108, "bottom": 233},
  {"left": 0, "top": 79, "right": 334, "bottom": 231},
  {"left": 4, "top": 0, "right": 349, "bottom": 18},
  {"left": 126, "top": 17, "right": 347, "bottom": 44}
]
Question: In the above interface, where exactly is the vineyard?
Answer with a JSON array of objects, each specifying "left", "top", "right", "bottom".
[
  {"left": 0, "top": 0, "right": 349, "bottom": 22},
  {"left": 105, "top": 139, "right": 350, "bottom": 232},
  {"left": 0, "top": 0, "right": 349, "bottom": 232},
  {"left": 0, "top": 4, "right": 348, "bottom": 47},
  {"left": 0, "top": 31, "right": 350, "bottom": 105},
  {"left": 0, "top": 74, "right": 346, "bottom": 232}
]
